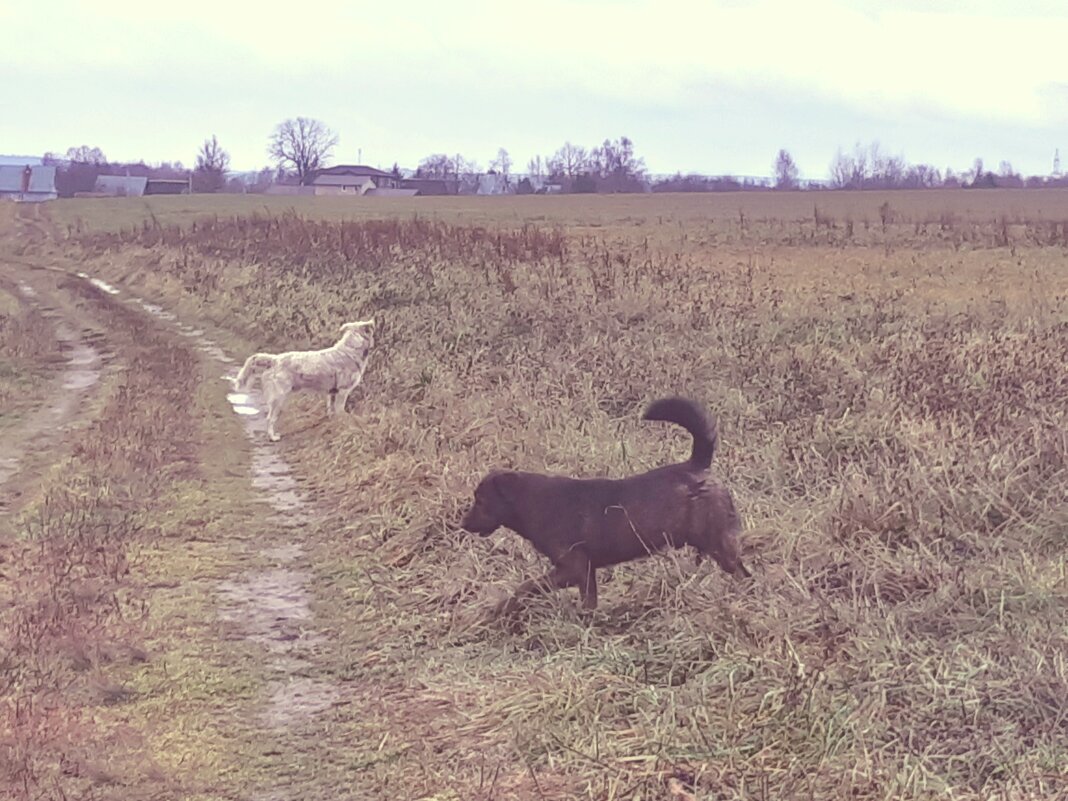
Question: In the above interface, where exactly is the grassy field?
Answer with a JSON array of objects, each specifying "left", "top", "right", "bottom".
[
  {"left": 10, "top": 191, "right": 1068, "bottom": 799},
  {"left": 46, "top": 187, "right": 1068, "bottom": 238}
]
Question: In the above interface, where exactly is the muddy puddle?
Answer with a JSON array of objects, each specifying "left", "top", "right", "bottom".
[{"left": 82, "top": 275, "right": 339, "bottom": 735}]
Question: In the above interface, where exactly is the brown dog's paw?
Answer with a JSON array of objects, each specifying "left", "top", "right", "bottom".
[
  {"left": 491, "top": 596, "right": 519, "bottom": 619},
  {"left": 485, "top": 597, "right": 529, "bottom": 633}
]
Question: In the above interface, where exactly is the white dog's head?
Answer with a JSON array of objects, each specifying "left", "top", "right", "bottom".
[{"left": 339, "top": 318, "right": 375, "bottom": 346}]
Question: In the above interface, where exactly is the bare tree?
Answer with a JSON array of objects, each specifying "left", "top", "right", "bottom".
[
  {"left": 902, "top": 164, "right": 941, "bottom": 188},
  {"left": 595, "top": 136, "right": 646, "bottom": 192},
  {"left": 867, "top": 141, "right": 885, "bottom": 181},
  {"left": 879, "top": 155, "right": 907, "bottom": 188},
  {"left": 774, "top": 149, "right": 799, "bottom": 189},
  {"left": 490, "top": 147, "right": 513, "bottom": 178},
  {"left": 268, "top": 117, "right": 338, "bottom": 182},
  {"left": 64, "top": 145, "right": 107, "bottom": 164},
  {"left": 864, "top": 141, "right": 907, "bottom": 188},
  {"left": 848, "top": 143, "right": 869, "bottom": 188},
  {"left": 193, "top": 135, "right": 230, "bottom": 193},
  {"left": 996, "top": 160, "right": 1023, "bottom": 188},
  {"left": 547, "top": 141, "right": 588, "bottom": 180},
  {"left": 416, "top": 154, "right": 480, "bottom": 184},
  {"left": 829, "top": 142, "right": 908, "bottom": 189},
  {"left": 417, "top": 153, "right": 454, "bottom": 179},
  {"left": 829, "top": 147, "right": 853, "bottom": 188},
  {"left": 246, "top": 166, "right": 277, "bottom": 193}
]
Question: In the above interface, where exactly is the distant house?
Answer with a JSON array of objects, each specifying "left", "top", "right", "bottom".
[
  {"left": 399, "top": 178, "right": 457, "bottom": 196},
  {"left": 264, "top": 185, "right": 317, "bottom": 196},
  {"left": 307, "top": 164, "right": 406, "bottom": 195},
  {"left": 267, "top": 165, "right": 461, "bottom": 197},
  {"left": 0, "top": 155, "right": 43, "bottom": 167},
  {"left": 0, "top": 164, "right": 57, "bottom": 202},
  {"left": 477, "top": 173, "right": 512, "bottom": 195},
  {"left": 144, "top": 179, "right": 190, "bottom": 195},
  {"left": 311, "top": 173, "right": 377, "bottom": 195},
  {"left": 86, "top": 175, "right": 189, "bottom": 197},
  {"left": 94, "top": 175, "right": 149, "bottom": 197}
]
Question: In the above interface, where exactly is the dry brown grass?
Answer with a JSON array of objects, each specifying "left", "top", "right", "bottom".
[
  {"left": 0, "top": 288, "right": 56, "bottom": 425},
  {"left": 65, "top": 192, "right": 1068, "bottom": 799}
]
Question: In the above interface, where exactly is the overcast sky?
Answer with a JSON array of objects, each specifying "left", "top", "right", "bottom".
[{"left": 4, "top": 0, "right": 1067, "bottom": 178}]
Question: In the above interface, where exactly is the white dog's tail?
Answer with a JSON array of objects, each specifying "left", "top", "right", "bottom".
[{"left": 234, "top": 354, "right": 277, "bottom": 391}]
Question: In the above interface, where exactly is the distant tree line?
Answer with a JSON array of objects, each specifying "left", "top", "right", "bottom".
[
  {"left": 826, "top": 142, "right": 1064, "bottom": 190},
  {"left": 410, "top": 137, "right": 648, "bottom": 194},
  {"left": 42, "top": 119, "right": 1068, "bottom": 197},
  {"left": 527, "top": 137, "right": 648, "bottom": 193}
]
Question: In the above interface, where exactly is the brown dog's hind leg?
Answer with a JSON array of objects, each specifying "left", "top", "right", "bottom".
[{"left": 698, "top": 527, "right": 751, "bottom": 578}]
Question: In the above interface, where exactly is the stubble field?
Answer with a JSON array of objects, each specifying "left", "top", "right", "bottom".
[{"left": 5, "top": 190, "right": 1068, "bottom": 799}]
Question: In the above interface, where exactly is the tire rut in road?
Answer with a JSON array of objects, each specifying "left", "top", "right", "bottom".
[{"left": 0, "top": 272, "right": 106, "bottom": 515}]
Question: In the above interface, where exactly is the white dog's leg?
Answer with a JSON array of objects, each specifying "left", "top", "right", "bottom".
[
  {"left": 326, "top": 392, "right": 337, "bottom": 416},
  {"left": 262, "top": 378, "right": 287, "bottom": 442},
  {"left": 336, "top": 387, "right": 354, "bottom": 414},
  {"left": 266, "top": 397, "right": 285, "bottom": 442}
]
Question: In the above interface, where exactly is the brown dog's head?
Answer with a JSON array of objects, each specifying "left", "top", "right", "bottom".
[{"left": 460, "top": 470, "right": 518, "bottom": 536}]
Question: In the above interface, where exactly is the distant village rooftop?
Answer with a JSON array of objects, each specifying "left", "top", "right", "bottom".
[
  {"left": 0, "top": 164, "right": 57, "bottom": 202},
  {"left": 312, "top": 164, "right": 396, "bottom": 180}
]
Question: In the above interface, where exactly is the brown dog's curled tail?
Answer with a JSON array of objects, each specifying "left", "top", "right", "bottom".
[{"left": 642, "top": 396, "right": 718, "bottom": 469}]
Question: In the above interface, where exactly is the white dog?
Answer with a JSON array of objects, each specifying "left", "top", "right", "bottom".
[{"left": 233, "top": 319, "right": 375, "bottom": 441}]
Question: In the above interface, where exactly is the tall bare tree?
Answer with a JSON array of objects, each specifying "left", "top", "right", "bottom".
[
  {"left": 417, "top": 153, "right": 454, "bottom": 179},
  {"left": 490, "top": 147, "right": 513, "bottom": 178},
  {"left": 848, "top": 143, "right": 869, "bottom": 188},
  {"left": 902, "top": 164, "right": 941, "bottom": 188},
  {"left": 830, "top": 141, "right": 914, "bottom": 189},
  {"left": 193, "top": 135, "right": 230, "bottom": 193},
  {"left": 548, "top": 141, "right": 588, "bottom": 180},
  {"left": 594, "top": 136, "right": 646, "bottom": 192},
  {"left": 773, "top": 149, "right": 799, "bottom": 189},
  {"left": 417, "top": 153, "right": 479, "bottom": 182},
  {"left": 829, "top": 147, "right": 853, "bottom": 188},
  {"left": 63, "top": 145, "right": 107, "bottom": 164},
  {"left": 268, "top": 117, "right": 338, "bottom": 182}
]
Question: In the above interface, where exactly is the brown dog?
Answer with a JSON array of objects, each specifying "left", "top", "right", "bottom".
[{"left": 460, "top": 397, "right": 750, "bottom": 616}]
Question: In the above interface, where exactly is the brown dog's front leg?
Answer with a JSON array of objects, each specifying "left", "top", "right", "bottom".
[
  {"left": 576, "top": 556, "right": 598, "bottom": 610},
  {"left": 495, "top": 550, "right": 599, "bottom": 618},
  {"left": 495, "top": 568, "right": 568, "bottom": 618}
]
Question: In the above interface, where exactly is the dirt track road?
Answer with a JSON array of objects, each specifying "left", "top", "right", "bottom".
[
  {"left": 2, "top": 247, "right": 355, "bottom": 799},
  {"left": 0, "top": 267, "right": 106, "bottom": 515}
]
